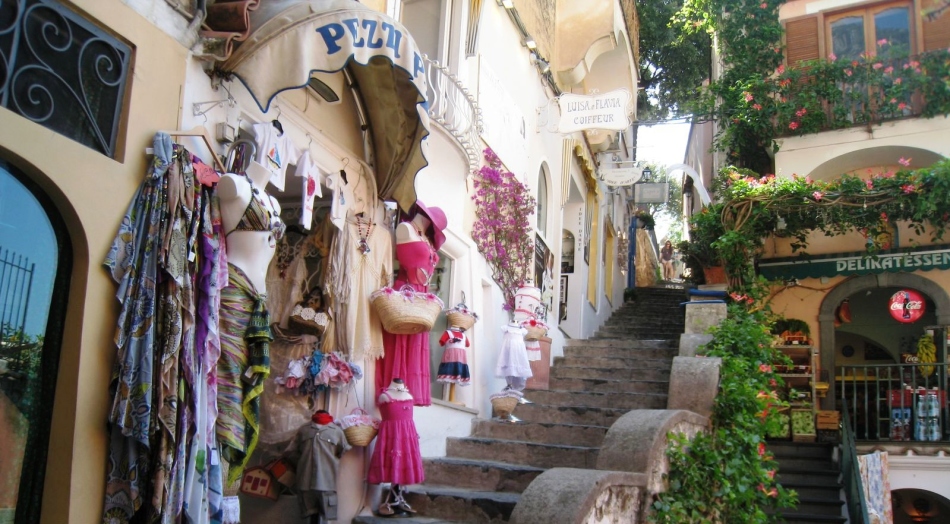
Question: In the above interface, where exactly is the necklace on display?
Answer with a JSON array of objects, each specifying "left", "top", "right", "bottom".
[
  {"left": 356, "top": 214, "right": 373, "bottom": 255},
  {"left": 389, "top": 384, "right": 409, "bottom": 393}
]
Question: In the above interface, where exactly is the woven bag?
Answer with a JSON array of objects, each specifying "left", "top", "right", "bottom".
[
  {"left": 339, "top": 407, "right": 380, "bottom": 447},
  {"left": 491, "top": 396, "right": 518, "bottom": 418},
  {"left": 446, "top": 310, "right": 476, "bottom": 331},
  {"left": 288, "top": 286, "right": 327, "bottom": 336},
  {"left": 371, "top": 286, "right": 444, "bottom": 335}
]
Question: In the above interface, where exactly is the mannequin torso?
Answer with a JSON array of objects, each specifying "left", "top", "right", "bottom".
[
  {"left": 219, "top": 167, "right": 281, "bottom": 292},
  {"left": 393, "top": 214, "right": 437, "bottom": 289},
  {"left": 379, "top": 378, "right": 413, "bottom": 404}
]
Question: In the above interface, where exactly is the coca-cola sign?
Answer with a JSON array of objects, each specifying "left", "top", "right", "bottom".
[{"left": 889, "top": 289, "right": 925, "bottom": 323}]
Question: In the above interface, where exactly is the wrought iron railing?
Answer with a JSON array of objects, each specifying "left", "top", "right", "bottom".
[
  {"left": 422, "top": 56, "right": 483, "bottom": 171},
  {"left": 837, "top": 362, "right": 948, "bottom": 442},
  {"left": 841, "top": 403, "right": 871, "bottom": 524},
  {"left": 0, "top": 247, "right": 35, "bottom": 390}
]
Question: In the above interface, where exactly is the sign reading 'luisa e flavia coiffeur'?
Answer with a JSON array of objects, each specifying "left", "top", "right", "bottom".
[{"left": 557, "top": 90, "right": 632, "bottom": 133}]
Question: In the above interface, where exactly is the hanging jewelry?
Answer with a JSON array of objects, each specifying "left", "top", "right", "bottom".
[{"left": 356, "top": 215, "right": 373, "bottom": 255}]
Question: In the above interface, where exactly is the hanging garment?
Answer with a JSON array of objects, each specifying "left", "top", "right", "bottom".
[
  {"left": 216, "top": 264, "right": 273, "bottom": 485},
  {"left": 326, "top": 169, "right": 351, "bottom": 231},
  {"left": 525, "top": 339, "right": 542, "bottom": 362},
  {"left": 324, "top": 208, "right": 392, "bottom": 361},
  {"left": 437, "top": 329, "right": 471, "bottom": 386},
  {"left": 293, "top": 150, "right": 324, "bottom": 230},
  {"left": 496, "top": 324, "right": 532, "bottom": 380},
  {"left": 375, "top": 238, "right": 439, "bottom": 406},
  {"left": 367, "top": 392, "right": 425, "bottom": 485},
  {"left": 252, "top": 122, "right": 300, "bottom": 191}
]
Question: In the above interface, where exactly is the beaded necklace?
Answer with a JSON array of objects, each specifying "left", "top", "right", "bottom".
[{"left": 355, "top": 214, "right": 373, "bottom": 255}]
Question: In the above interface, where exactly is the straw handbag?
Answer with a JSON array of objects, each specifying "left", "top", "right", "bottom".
[
  {"left": 491, "top": 396, "right": 518, "bottom": 418},
  {"left": 339, "top": 407, "right": 380, "bottom": 447},
  {"left": 522, "top": 319, "right": 549, "bottom": 341},
  {"left": 370, "top": 285, "right": 444, "bottom": 335},
  {"left": 445, "top": 292, "right": 479, "bottom": 331}
]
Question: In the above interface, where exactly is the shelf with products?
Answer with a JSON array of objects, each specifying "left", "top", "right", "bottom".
[{"left": 772, "top": 345, "right": 819, "bottom": 420}]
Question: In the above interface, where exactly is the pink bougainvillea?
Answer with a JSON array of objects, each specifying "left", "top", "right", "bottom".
[{"left": 471, "top": 148, "right": 537, "bottom": 314}]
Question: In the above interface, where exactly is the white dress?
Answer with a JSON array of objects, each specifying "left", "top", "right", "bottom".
[{"left": 495, "top": 324, "right": 533, "bottom": 379}]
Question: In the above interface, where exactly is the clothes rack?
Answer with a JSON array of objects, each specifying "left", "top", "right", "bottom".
[{"left": 160, "top": 126, "right": 226, "bottom": 173}]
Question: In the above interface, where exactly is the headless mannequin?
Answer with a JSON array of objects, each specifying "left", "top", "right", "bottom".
[
  {"left": 441, "top": 324, "right": 465, "bottom": 404},
  {"left": 377, "top": 378, "right": 416, "bottom": 516},
  {"left": 395, "top": 213, "right": 431, "bottom": 245},
  {"left": 218, "top": 164, "right": 280, "bottom": 292}
]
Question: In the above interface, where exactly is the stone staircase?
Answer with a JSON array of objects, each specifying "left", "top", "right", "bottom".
[
  {"left": 768, "top": 441, "right": 847, "bottom": 524},
  {"left": 354, "top": 287, "right": 687, "bottom": 523}
]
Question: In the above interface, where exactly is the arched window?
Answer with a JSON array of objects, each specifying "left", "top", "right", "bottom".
[
  {"left": 536, "top": 166, "right": 548, "bottom": 238},
  {"left": 0, "top": 160, "right": 71, "bottom": 524}
]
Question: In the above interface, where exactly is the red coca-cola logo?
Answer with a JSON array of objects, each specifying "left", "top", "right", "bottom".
[{"left": 889, "top": 289, "right": 925, "bottom": 323}]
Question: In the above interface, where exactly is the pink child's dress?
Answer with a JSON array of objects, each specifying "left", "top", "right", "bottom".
[
  {"left": 367, "top": 392, "right": 425, "bottom": 485},
  {"left": 376, "top": 240, "right": 438, "bottom": 406}
]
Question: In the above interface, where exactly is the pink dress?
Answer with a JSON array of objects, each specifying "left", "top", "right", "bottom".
[
  {"left": 367, "top": 393, "right": 425, "bottom": 485},
  {"left": 376, "top": 240, "right": 438, "bottom": 406}
]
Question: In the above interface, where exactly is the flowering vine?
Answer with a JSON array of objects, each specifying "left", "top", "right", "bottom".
[{"left": 471, "top": 148, "right": 537, "bottom": 314}]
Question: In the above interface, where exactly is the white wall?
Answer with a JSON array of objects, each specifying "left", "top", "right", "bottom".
[{"left": 888, "top": 454, "right": 950, "bottom": 501}]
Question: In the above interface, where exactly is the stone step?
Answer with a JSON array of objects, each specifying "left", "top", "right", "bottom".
[
  {"left": 768, "top": 441, "right": 836, "bottom": 460},
  {"left": 422, "top": 456, "right": 543, "bottom": 493},
  {"left": 778, "top": 482, "right": 842, "bottom": 501},
  {"left": 553, "top": 365, "right": 675, "bottom": 382},
  {"left": 555, "top": 354, "right": 676, "bottom": 369},
  {"left": 403, "top": 486, "right": 521, "bottom": 522},
  {"left": 564, "top": 338, "right": 677, "bottom": 348},
  {"left": 446, "top": 437, "right": 598, "bottom": 469},
  {"left": 769, "top": 513, "right": 847, "bottom": 524},
  {"left": 561, "top": 344, "right": 678, "bottom": 360},
  {"left": 786, "top": 497, "right": 846, "bottom": 517},
  {"left": 547, "top": 375, "right": 671, "bottom": 393},
  {"left": 506, "top": 402, "right": 639, "bottom": 426},
  {"left": 354, "top": 516, "right": 460, "bottom": 524},
  {"left": 524, "top": 388, "right": 669, "bottom": 408},
  {"left": 773, "top": 456, "right": 839, "bottom": 473},
  {"left": 776, "top": 468, "right": 840, "bottom": 486},
  {"left": 470, "top": 419, "right": 608, "bottom": 447},
  {"left": 595, "top": 327, "right": 684, "bottom": 337}
]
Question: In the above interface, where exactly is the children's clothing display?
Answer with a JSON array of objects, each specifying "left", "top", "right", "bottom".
[
  {"left": 525, "top": 338, "right": 542, "bottom": 362},
  {"left": 293, "top": 150, "right": 324, "bottom": 230},
  {"left": 367, "top": 391, "right": 425, "bottom": 485},
  {"left": 252, "top": 122, "right": 300, "bottom": 191},
  {"left": 496, "top": 324, "right": 532, "bottom": 390},
  {"left": 437, "top": 328, "right": 471, "bottom": 385},
  {"left": 286, "top": 415, "right": 350, "bottom": 522}
]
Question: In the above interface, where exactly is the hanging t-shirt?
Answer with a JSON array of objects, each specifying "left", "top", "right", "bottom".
[
  {"left": 326, "top": 169, "right": 350, "bottom": 231},
  {"left": 253, "top": 122, "right": 300, "bottom": 191},
  {"left": 293, "top": 151, "right": 324, "bottom": 230}
]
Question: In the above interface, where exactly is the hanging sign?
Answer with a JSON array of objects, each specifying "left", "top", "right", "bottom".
[
  {"left": 557, "top": 89, "right": 632, "bottom": 133},
  {"left": 600, "top": 167, "right": 640, "bottom": 187},
  {"left": 758, "top": 245, "right": 950, "bottom": 280},
  {"left": 889, "top": 289, "right": 925, "bottom": 323}
]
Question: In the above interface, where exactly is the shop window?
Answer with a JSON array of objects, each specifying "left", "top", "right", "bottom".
[
  {"left": 0, "top": 160, "right": 71, "bottom": 524},
  {"left": 561, "top": 230, "right": 575, "bottom": 274},
  {"left": 536, "top": 166, "right": 548, "bottom": 239},
  {"left": 426, "top": 252, "right": 454, "bottom": 398},
  {"left": 0, "top": 1, "right": 132, "bottom": 159}
]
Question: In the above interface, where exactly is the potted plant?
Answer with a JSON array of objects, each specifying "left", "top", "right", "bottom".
[{"left": 680, "top": 205, "right": 727, "bottom": 284}]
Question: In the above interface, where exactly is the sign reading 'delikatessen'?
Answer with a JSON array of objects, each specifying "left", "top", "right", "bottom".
[{"left": 558, "top": 90, "right": 632, "bottom": 133}]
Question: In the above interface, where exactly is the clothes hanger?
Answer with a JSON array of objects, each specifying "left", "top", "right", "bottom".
[
  {"left": 272, "top": 104, "right": 284, "bottom": 135},
  {"left": 160, "top": 125, "right": 226, "bottom": 173}
]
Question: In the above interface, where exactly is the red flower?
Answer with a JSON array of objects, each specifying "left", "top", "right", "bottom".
[
  {"left": 760, "top": 2, "right": 767, "bottom": 7},
  {"left": 769, "top": 378, "right": 777, "bottom": 387},
  {"left": 759, "top": 364, "right": 772, "bottom": 373},
  {"left": 902, "top": 184, "right": 916, "bottom": 194},
  {"left": 758, "top": 443, "right": 767, "bottom": 456},
  {"left": 789, "top": 121, "right": 799, "bottom": 130},
  {"left": 898, "top": 157, "right": 912, "bottom": 167},
  {"left": 812, "top": 191, "right": 823, "bottom": 201},
  {"left": 898, "top": 102, "right": 907, "bottom": 110},
  {"left": 753, "top": 103, "right": 762, "bottom": 110},
  {"left": 865, "top": 179, "right": 874, "bottom": 190}
]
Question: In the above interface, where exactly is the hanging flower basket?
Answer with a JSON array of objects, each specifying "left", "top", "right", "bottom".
[{"left": 371, "top": 285, "right": 444, "bottom": 335}]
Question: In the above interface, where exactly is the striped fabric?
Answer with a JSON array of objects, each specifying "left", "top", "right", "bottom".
[{"left": 216, "top": 264, "right": 272, "bottom": 485}]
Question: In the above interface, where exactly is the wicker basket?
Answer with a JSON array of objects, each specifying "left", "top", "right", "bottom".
[
  {"left": 446, "top": 310, "right": 477, "bottom": 331},
  {"left": 343, "top": 425, "right": 378, "bottom": 447},
  {"left": 491, "top": 396, "right": 519, "bottom": 418},
  {"left": 371, "top": 286, "right": 444, "bottom": 335},
  {"left": 524, "top": 325, "right": 548, "bottom": 341}
]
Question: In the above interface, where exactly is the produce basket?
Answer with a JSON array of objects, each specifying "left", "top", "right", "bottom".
[
  {"left": 791, "top": 409, "right": 816, "bottom": 442},
  {"left": 371, "top": 286, "right": 444, "bottom": 334},
  {"left": 766, "top": 411, "right": 790, "bottom": 440}
]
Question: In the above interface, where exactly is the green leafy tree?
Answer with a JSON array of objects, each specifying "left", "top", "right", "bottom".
[{"left": 636, "top": 0, "right": 712, "bottom": 121}]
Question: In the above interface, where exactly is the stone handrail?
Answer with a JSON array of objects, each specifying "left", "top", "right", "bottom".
[{"left": 422, "top": 55, "right": 483, "bottom": 171}]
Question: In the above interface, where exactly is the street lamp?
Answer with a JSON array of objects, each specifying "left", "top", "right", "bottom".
[{"left": 641, "top": 166, "right": 653, "bottom": 181}]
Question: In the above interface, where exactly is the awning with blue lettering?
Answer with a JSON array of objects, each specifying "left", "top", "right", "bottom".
[
  {"left": 218, "top": 0, "right": 429, "bottom": 212},
  {"left": 758, "top": 244, "right": 950, "bottom": 280}
]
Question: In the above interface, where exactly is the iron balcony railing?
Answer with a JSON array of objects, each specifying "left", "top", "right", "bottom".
[
  {"left": 422, "top": 56, "right": 483, "bottom": 172},
  {"left": 837, "top": 361, "right": 948, "bottom": 443}
]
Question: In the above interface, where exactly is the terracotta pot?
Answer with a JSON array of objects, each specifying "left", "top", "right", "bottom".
[{"left": 702, "top": 266, "right": 727, "bottom": 285}]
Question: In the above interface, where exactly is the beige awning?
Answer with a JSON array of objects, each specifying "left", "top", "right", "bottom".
[{"left": 217, "top": 0, "right": 429, "bottom": 212}]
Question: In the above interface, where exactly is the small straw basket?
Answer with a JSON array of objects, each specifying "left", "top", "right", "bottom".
[{"left": 491, "top": 396, "right": 519, "bottom": 418}]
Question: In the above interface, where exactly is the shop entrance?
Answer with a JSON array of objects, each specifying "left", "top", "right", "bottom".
[{"left": 819, "top": 274, "right": 950, "bottom": 441}]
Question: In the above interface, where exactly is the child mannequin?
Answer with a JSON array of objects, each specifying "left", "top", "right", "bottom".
[
  {"left": 437, "top": 325, "right": 471, "bottom": 403},
  {"left": 369, "top": 378, "right": 424, "bottom": 517}
]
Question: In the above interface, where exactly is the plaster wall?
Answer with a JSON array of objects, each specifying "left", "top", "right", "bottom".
[
  {"left": 0, "top": 2, "right": 192, "bottom": 523},
  {"left": 888, "top": 455, "right": 950, "bottom": 501}
]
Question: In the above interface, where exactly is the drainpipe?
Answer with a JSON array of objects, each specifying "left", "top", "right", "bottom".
[{"left": 628, "top": 217, "right": 638, "bottom": 288}]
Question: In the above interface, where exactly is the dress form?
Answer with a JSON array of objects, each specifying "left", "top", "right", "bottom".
[
  {"left": 219, "top": 165, "right": 280, "bottom": 292},
  {"left": 395, "top": 213, "right": 431, "bottom": 245},
  {"left": 379, "top": 378, "right": 413, "bottom": 404},
  {"left": 375, "top": 378, "right": 417, "bottom": 517}
]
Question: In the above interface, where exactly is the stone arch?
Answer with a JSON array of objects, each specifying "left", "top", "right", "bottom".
[
  {"left": 808, "top": 145, "right": 944, "bottom": 182},
  {"left": 817, "top": 272, "right": 950, "bottom": 407}
]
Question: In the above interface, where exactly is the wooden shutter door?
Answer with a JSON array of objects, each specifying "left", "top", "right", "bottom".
[
  {"left": 921, "top": 0, "right": 950, "bottom": 51},
  {"left": 785, "top": 15, "right": 821, "bottom": 66}
]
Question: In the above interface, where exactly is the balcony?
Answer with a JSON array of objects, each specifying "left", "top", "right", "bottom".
[
  {"left": 742, "top": 49, "right": 950, "bottom": 140},
  {"left": 837, "top": 361, "right": 948, "bottom": 444},
  {"left": 422, "top": 56, "right": 483, "bottom": 171}
]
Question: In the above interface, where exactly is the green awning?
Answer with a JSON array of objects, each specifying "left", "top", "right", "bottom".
[{"left": 758, "top": 244, "right": 950, "bottom": 280}]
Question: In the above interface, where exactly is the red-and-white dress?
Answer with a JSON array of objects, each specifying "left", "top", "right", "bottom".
[{"left": 437, "top": 329, "right": 471, "bottom": 385}]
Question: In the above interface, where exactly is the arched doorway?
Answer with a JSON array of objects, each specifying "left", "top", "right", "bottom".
[
  {"left": 0, "top": 159, "right": 71, "bottom": 524},
  {"left": 892, "top": 488, "right": 950, "bottom": 523},
  {"left": 818, "top": 274, "right": 950, "bottom": 438}
]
